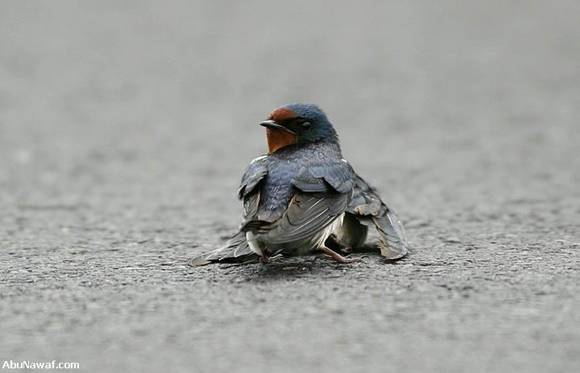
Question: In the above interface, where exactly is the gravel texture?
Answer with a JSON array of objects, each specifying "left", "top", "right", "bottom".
[{"left": 1, "top": 1, "right": 579, "bottom": 372}]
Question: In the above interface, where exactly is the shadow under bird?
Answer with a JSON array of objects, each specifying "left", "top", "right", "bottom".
[{"left": 191, "top": 104, "right": 408, "bottom": 266}]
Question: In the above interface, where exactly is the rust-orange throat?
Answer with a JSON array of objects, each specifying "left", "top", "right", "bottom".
[
  {"left": 263, "top": 107, "right": 298, "bottom": 153},
  {"left": 266, "top": 127, "right": 297, "bottom": 153}
]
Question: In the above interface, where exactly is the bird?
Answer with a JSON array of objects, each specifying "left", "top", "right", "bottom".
[{"left": 190, "top": 103, "right": 408, "bottom": 266}]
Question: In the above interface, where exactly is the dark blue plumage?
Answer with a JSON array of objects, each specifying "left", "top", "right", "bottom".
[
  {"left": 190, "top": 104, "right": 408, "bottom": 266},
  {"left": 240, "top": 141, "right": 352, "bottom": 224}
]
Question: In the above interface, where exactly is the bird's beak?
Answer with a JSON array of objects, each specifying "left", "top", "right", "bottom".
[{"left": 259, "top": 120, "right": 296, "bottom": 135}]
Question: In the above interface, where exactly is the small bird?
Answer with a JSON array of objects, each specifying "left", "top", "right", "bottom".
[{"left": 191, "top": 104, "right": 408, "bottom": 265}]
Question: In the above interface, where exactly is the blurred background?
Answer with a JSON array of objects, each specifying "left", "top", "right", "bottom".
[{"left": 1, "top": 1, "right": 579, "bottom": 372}]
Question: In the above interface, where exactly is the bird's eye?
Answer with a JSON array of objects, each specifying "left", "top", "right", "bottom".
[{"left": 300, "top": 121, "right": 311, "bottom": 128}]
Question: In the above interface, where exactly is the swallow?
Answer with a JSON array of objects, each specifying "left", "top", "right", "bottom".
[{"left": 190, "top": 103, "right": 408, "bottom": 266}]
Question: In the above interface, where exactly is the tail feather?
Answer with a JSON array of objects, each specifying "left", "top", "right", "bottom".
[
  {"left": 373, "top": 209, "right": 408, "bottom": 260},
  {"left": 189, "top": 231, "right": 258, "bottom": 266}
]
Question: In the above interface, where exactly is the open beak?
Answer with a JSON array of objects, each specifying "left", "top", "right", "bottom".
[{"left": 259, "top": 120, "right": 296, "bottom": 135}]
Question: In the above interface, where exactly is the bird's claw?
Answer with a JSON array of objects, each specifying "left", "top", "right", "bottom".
[{"left": 320, "top": 245, "right": 361, "bottom": 264}]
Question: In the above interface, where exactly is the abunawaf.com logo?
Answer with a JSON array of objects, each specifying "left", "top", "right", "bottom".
[{"left": 2, "top": 360, "right": 80, "bottom": 369}]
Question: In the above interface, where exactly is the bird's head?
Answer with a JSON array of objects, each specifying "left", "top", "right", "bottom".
[{"left": 259, "top": 103, "right": 338, "bottom": 154}]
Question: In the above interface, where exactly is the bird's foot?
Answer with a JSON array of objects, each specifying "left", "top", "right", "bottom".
[
  {"left": 259, "top": 255, "right": 269, "bottom": 264},
  {"left": 320, "top": 246, "right": 361, "bottom": 264}
]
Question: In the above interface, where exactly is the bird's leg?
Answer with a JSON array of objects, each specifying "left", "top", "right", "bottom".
[{"left": 320, "top": 245, "right": 360, "bottom": 264}]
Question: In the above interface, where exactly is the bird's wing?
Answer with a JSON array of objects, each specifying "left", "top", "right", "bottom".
[
  {"left": 190, "top": 230, "right": 258, "bottom": 266},
  {"left": 347, "top": 171, "right": 408, "bottom": 260},
  {"left": 292, "top": 160, "right": 354, "bottom": 194},
  {"left": 191, "top": 191, "right": 348, "bottom": 266},
  {"left": 243, "top": 160, "right": 354, "bottom": 244},
  {"left": 253, "top": 160, "right": 353, "bottom": 243},
  {"left": 259, "top": 192, "right": 349, "bottom": 244}
]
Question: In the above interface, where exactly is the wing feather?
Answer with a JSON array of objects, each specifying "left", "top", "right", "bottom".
[
  {"left": 189, "top": 231, "right": 258, "bottom": 266},
  {"left": 262, "top": 192, "right": 349, "bottom": 244},
  {"left": 348, "top": 172, "right": 409, "bottom": 260}
]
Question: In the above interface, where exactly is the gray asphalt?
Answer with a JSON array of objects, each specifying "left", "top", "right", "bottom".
[{"left": 1, "top": 1, "right": 579, "bottom": 372}]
